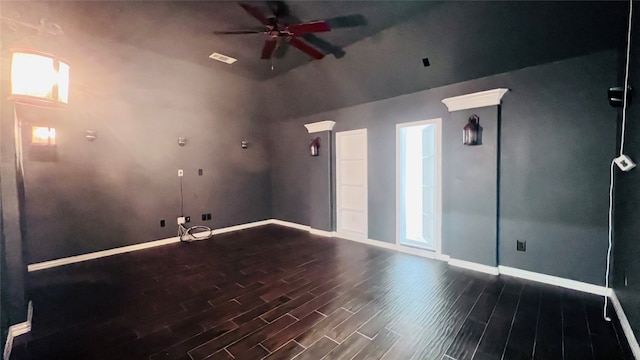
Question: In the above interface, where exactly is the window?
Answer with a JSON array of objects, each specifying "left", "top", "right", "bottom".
[
  {"left": 31, "top": 126, "right": 56, "bottom": 146},
  {"left": 397, "top": 119, "right": 442, "bottom": 252},
  {"left": 10, "top": 51, "right": 70, "bottom": 105}
]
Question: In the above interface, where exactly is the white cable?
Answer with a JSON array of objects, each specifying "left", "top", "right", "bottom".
[
  {"left": 604, "top": 0, "right": 633, "bottom": 322},
  {"left": 620, "top": 0, "right": 633, "bottom": 156},
  {"left": 179, "top": 223, "right": 213, "bottom": 242}
]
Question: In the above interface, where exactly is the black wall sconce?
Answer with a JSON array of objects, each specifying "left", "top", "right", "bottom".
[
  {"left": 609, "top": 86, "right": 632, "bottom": 107},
  {"left": 310, "top": 137, "right": 320, "bottom": 156},
  {"left": 463, "top": 114, "right": 480, "bottom": 146},
  {"left": 85, "top": 130, "right": 97, "bottom": 141}
]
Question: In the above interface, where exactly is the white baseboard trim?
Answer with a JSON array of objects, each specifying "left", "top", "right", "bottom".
[
  {"left": 28, "top": 237, "right": 181, "bottom": 272},
  {"left": 435, "top": 253, "right": 451, "bottom": 262},
  {"left": 28, "top": 219, "right": 273, "bottom": 272},
  {"left": 270, "top": 219, "right": 311, "bottom": 231},
  {"left": 498, "top": 265, "right": 610, "bottom": 296},
  {"left": 3, "top": 301, "right": 33, "bottom": 360},
  {"left": 611, "top": 291, "right": 640, "bottom": 359},
  {"left": 309, "top": 228, "right": 333, "bottom": 237},
  {"left": 448, "top": 258, "right": 500, "bottom": 275},
  {"left": 209, "top": 219, "right": 273, "bottom": 236}
]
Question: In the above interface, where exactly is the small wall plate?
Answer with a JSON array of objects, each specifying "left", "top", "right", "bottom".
[{"left": 614, "top": 154, "right": 636, "bottom": 172}]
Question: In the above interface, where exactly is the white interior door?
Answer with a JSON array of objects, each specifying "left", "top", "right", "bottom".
[{"left": 336, "top": 129, "right": 368, "bottom": 239}]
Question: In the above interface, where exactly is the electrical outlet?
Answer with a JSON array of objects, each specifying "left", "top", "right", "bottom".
[
  {"left": 160, "top": 219, "right": 165, "bottom": 227},
  {"left": 516, "top": 240, "right": 526, "bottom": 252},
  {"left": 202, "top": 214, "right": 207, "bottom": 221},
  {"left": 207, "top": 213, "right": 212, "bottom": 220},
  {"left": 198, "top": 169, "right": 203, "bottom": 176},
  {"left": 177, "top": 216, "right": 186, "bottom": 225},
  {"left": 178, "top": 169, "right": 184, "bottom": 177}
]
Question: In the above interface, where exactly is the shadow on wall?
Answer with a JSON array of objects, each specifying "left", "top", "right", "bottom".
[{"left": 16, "top": 105, "right": 153, "bottom": 264}]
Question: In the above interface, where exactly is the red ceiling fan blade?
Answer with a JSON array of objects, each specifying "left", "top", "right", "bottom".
[
  {"left": 239, "top": 3, "right": 271, "bottom": 25},
  {"left": 212, "top": 30, "right": 264, "bottom": 35},
  {"left": 261, "top": 38, "right": 278, "bottom": 59},
  {"left": 287, "top": 20, "right": 331, "bottom": 35},
  {"left": 287, "top": 36, "right": 325, "bottom": 59}
]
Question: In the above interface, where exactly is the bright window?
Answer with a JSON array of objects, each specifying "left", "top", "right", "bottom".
[
  {"left": 11, "top": 51, "right": 69, "bottom": 104},
  {"left": 397, "top": 118, "right": 442, "bottom": 252},
  {"left": 32, "top": 126, "right": 56, "bottom": 146}
]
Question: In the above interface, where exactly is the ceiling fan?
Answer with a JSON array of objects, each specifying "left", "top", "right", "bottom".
[{"left": 212, "top": 2, "right": 331, "bottom": 60}]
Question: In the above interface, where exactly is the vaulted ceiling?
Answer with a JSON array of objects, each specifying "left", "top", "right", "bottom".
[
  {"left": 0, "top": 1, "right": 628, "bottom": 118},
  {"left": 1, "top": 1, "right": 440, "bottom": 80}
]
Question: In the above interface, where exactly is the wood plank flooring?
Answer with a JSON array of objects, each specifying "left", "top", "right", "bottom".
[{"left": 11, "top": 225, "right": 633, "bottom": 360}]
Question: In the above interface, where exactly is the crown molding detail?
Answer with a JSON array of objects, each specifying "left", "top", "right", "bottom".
[
  {"left": 442, "top": 88, "right": 509, "bottom": 112},
  {"left": 304, "top": 121, "right": 336, "bottom": 133}
]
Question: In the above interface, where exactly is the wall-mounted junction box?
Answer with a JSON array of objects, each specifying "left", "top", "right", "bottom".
[{"left": 614, "top": 155, "right": 636, "bottom": 172}]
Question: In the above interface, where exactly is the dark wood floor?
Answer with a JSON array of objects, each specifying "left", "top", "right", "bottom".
[{"left": 11, "top": 225, "right": 633, "bottom": 360}]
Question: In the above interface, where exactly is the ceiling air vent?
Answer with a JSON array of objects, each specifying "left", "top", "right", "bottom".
[{"left": 209, "top": 52, "right": 237, "bottom": 64}]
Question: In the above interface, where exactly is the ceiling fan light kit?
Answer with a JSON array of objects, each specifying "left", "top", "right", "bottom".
[{"left": 212, "top": 2, "right": 333, "bottom": 61}]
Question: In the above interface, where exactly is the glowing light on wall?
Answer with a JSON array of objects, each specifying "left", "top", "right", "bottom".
[
  {"left": 31, "top": 126, "right": 56, "bottom": 146},
  {"left": 10, "top": 50, "right": 70, "bottom": 106}
]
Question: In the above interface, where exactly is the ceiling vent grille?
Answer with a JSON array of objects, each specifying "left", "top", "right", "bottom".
[{"left": 209, "top": 52, "right": 237, "bottom": 64}]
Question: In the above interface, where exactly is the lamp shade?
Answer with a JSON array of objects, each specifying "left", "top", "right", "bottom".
[{"left": 9, "top": 49, "right": 69, "bottom": 107}]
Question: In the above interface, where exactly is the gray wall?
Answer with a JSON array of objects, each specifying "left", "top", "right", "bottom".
[
  {"left": 5, "top": 33, "right": 271, "bottom": 265},
  {"left": 269, "top": 121, "right": 311, "bottom": 226},
  {"left": 269, "top": 50, "right": 617, "bottom": 285},
  {"left": 443, "top": 107, "right": 499, "bottom": 266},
  {"left": 308, "top": 131, "right": 333, "bottom": 232},
  {"left": 613, "top": 12, "right": 640, "bottom": 343}
]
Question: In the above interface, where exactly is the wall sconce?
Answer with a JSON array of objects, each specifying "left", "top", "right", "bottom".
[
  {"left": 9, "top": 49, "right": 70, "bottom": 107},
  {"left": 241, "top": 140, "right": 248, "bottom": 149},
  {"left": 463, "top": 114, "right": 480, "bottom": 146},
  {"left": 178, "top": 137, "right": 187, "bottom": 146},
  {"left": 85, "top": 130, "right": 97, "bottom": 142},
  {"left": 31, "top": 126, "right": 56, "bottom": 146},
  {"left": 310, "top": 137, "right": 320, "bottom": 156}
]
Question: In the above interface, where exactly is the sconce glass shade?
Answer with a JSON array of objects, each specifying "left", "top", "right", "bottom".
[
  {"left": 463, "top": 115, "right": 479, "bottom": 145},
  {"left": 10, "top": 49, "right": 70, "bottom": 106},
  {"left": 310, "top": 137, "right": 320, "bottom": 156}
]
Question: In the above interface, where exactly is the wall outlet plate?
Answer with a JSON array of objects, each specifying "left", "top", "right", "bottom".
[
  {"left": 614, "top": 155, "right": 636, "bottom": 172},
  {"left": 178, "top": 169, "right": 184, "bottom": 177},
  {"left": 177, "top": 216, "right": 186, "bottom": 225},
  {"left": 516, "top": 240, "right": 526, "bottom": 252}
]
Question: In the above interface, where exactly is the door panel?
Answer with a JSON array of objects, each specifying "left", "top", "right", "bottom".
[{"left": 336, "top": 129, "right": 367, "bottom": 239}]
